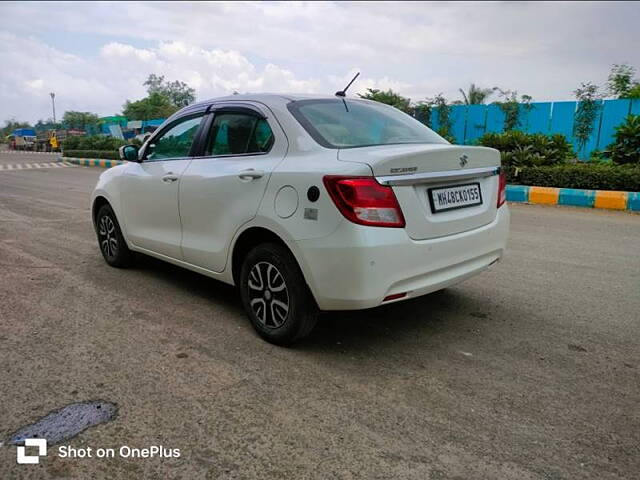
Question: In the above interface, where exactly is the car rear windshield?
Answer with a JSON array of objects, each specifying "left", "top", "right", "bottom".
[{"left": 287, "top": 99, "right": 447, "bottom": 149}]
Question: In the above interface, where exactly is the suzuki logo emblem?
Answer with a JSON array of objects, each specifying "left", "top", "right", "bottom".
[{"left": 459, "top": 154, "right": 468, "bottom": 167}]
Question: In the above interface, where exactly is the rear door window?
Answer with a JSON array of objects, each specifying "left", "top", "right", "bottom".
[{"left": 206, "top": 113, "right": 274, "bottom": 156}]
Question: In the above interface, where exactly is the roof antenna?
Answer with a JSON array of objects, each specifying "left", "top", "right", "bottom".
[{"left": 335, "top": 72, "right": 360, "bottom": 97}]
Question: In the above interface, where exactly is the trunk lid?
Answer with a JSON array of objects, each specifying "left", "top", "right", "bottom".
[{"left": 338, "top": 144, "right": 501, "bottom": 240}]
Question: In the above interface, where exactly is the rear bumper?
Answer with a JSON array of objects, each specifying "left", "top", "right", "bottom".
[{"left": 295, "top": 206, "right": 510, "bottom": 310}]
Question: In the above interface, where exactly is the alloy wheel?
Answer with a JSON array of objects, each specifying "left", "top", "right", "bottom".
[
  {"left": 98, "top": 214, "right": 118, "bottom": 259},
  {"left": 247, "top": 261, "right": 290, "bottom": 328}
]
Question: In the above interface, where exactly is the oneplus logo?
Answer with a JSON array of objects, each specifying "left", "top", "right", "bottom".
[{"left": 17, "top": 439, "right": 47, "bottom": 464}]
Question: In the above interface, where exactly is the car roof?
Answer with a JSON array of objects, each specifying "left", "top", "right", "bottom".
[{"left": 190, "top": 93, "right": 374, "bottom": 110}]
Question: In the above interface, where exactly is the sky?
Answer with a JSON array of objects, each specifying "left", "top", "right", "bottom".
[{"left": 1, "top": 1, "right": 639, "bottom": 124}]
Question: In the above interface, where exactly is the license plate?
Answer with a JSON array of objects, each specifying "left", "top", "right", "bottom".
[{"left": 428, "top": 183, "right": 483, "bottom": 213}]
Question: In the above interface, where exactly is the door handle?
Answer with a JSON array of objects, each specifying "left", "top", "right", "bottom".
[
  {"left": 162, "top": 173, "right": 179, "bottom": 183},
  {"left": 237, "top": 169, "right": 265, "bottom": 180}
]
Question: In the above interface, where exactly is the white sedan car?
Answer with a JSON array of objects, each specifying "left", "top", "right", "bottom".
[{"left": 91, "top": 94, "right": 509, "bottom": 345}]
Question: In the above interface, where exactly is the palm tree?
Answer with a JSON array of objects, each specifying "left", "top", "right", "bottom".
[{"left": 458, "top": 84, "right": 496, "bottom": 105}]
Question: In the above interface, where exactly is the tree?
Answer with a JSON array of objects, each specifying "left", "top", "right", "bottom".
[
  {"left": 422, "top": 94, "right": 455, "bottom": 142},
  {"left": 412, "top": 101, "right": 432, "bottom": 127},
  {"left": 122, "top": 74, "right": 196, "bottom": 120},
  {"left": 573, "top": 82, "right": 602, "bottom": 156},
  {"left": 358, "top": 88, "right": 411, "bottom": 113},
  {"left": 34, "top": 118, "right": 62, "bottom": 132},
  {"left": 61, "top": 111, "right": 100, "bottom": 130},
  {"left": 143, "top": 74, "right": 196, "bottom": 108},
  {"left": 607, "top": 64, "right": 639, "bottom": 99},
  {"left": 493, "top": 89, "right": 533, "bottom": 131},
  {"left": 144, "top": 73, "right": 165, "bottom": 93},
  {"left": 627, "top": 83, "right": 640, "bottom": 99},
  {"left": 122, "top": 92, "right": 179, "bottom": 120},
  {"left": 458, "top": 83, "right": 496, "bottom": 105}
]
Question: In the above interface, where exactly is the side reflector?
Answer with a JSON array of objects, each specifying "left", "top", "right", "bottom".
[
  {"left": 497, "top": 170, "right": 507, "bottom": 208},
  {"left": 383, "top": 292, "right": 407, "bottom": 302}
]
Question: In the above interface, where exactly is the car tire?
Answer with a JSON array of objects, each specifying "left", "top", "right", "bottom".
[
  {"left": 240, "top": 243, "right": 318, "bottom": 346},
  {"left": 95, "top": 204, "right": 133, "bottom": 268}
]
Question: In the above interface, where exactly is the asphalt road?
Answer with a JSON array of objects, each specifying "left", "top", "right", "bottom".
[{"left": 1, "top": 150, "right": 638, "bottom": 479}]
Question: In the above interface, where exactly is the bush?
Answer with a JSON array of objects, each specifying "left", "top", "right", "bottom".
[
  {"left": 62, "top": 135, "right": 127, "bottom": 151},
  {"left": 506, "top": 163, "right": 640, "bottom": 191},
  {"left": 477, "top": 131, "right": 574, "bottom": 167},
  {"left": 60, "top": 136, "right": 81, "bottom": 150},
  {"left": 609, "top": 114, "right": 640, "bottom": 165},
  {"left": 437, "top": 128, "right": 456, "bottom": 144},
  {"left": 62, "top": 150, "right": 121, "bottom": 160}
]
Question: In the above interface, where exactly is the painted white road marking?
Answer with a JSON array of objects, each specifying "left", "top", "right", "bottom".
[{"left": 0, "top": 162, "right": 77, "bottom": 172}]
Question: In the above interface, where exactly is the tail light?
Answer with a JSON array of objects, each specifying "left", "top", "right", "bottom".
[
  {"left": 497, "top": 170, "right": 507, "bottom": 208},
  {"left": 323, "top": 176, "right": 405, "bottom": 228}
]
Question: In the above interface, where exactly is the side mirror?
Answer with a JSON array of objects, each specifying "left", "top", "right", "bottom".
[{"left": 119, "top": 145, "right": 140, "bottom": 162}]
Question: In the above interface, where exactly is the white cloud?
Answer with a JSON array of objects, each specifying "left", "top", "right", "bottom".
[
  {"left": 0, "top": 32, "right": 408, "bottom": 122},
  {"left": 0, "top": 32, "right": 119, "bottom": 121}
]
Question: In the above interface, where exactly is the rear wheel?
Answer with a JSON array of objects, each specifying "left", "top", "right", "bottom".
[
  {"left": 96, "top": 204, "right": 133, "bottom": 268},
  {"left": 240, "top": 243, "right": 318, "bottom": 346}
]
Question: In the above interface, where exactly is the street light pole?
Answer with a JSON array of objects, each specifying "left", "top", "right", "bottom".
[{"left": 50, "top": 92, "right": 56, "bottom": 123}]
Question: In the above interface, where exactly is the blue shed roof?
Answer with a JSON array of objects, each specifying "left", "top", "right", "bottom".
[{"left": 12, "top": 128, "right": 36, "bottom": 137}]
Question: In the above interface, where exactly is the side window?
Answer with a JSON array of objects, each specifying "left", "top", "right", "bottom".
[
  {"left": 145, "top": 116, "right": 203, "bottom": 161},
  {"left": 206, "top": 113, "right": 274, "bottom": 156}
]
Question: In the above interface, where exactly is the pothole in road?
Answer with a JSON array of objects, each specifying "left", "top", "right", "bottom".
[{"left": 6, "top": 400, "right": 118, "bottom": 446}]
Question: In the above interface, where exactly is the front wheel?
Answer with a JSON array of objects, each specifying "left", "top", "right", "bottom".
[
  {"left": 240, "top": 243, "right": 318, "bottom": 346},
  {"left": 95, "top": 204, "right": 133, "bottom": 268}
]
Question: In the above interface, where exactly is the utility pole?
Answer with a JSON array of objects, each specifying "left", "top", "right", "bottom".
[{"left": 50, "top": 92, "right": 56, "bottom": 123}]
